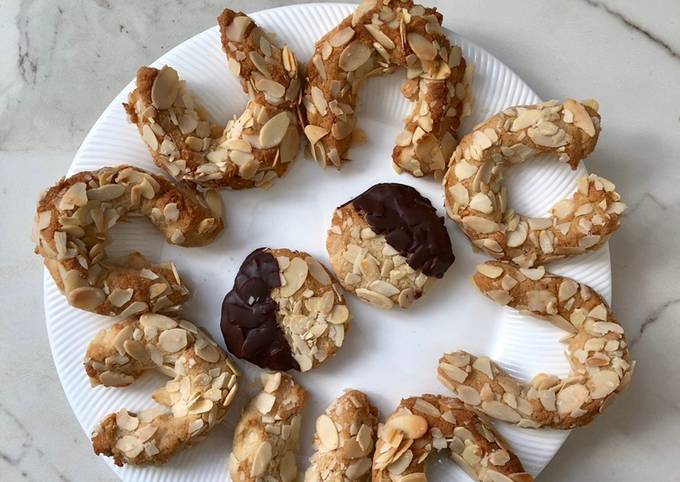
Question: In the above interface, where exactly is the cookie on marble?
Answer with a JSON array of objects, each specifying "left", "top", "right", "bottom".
[
  {"left": 221, "top": 247, "right": 351, "bottom": 372},
  {"left": 125, "top": 9, "right": 302, "bottom": 189},
  {"left": 229, "top": 372, "right": 306, "bottom": 482},
  {"left": 303, "top": 0, "right": 472, "bottom": 178},
  {"left": 437, "top": 260, "right": 635, "bottom": 429},
  {"left": 32, "top": 165, "right": 223, "bottom": 316},
  {"left": 305, "top": 390, "right": 379, "bottom": 482},
  {"left": 88, "top": 313, "right": 240, "bottom": 466},
  {"left": 372, "top": 395, "right": 532, "bottom": 482},
  {"left": 443, "top": 99, "right": 626, "bottom": 268},
  {"left": 326, "top": 183, "right": 454, "bottom": 309}
]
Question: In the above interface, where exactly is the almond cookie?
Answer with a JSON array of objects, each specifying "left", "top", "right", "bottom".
[
  {"left": 305, "top": 390, "right": 379, "bottom": 482},
  {"left": 437, "top": 261, "right": 634, "bottom": 429},
  {"left": 304, "top": 0, "right": 472, "bottom": 178},
  {"left": 327, "top": 183, "right": 454, "bottom": 309},
  {"left": 88, "top": 313, "right": 240, "bottom": 466},
  {"left": 372, "top": 395, "right": 532, "bottom": 482},
  {"left": 229, "top": 372, "right": 306, "bottom": 482},
  {"left": 32, "top": 165, "right": 222, "bottom": 316},
  {"left": 443, "top": 99, "right": 626, "bottom": 268},
  {"left": 125, "top": 9, "right": 302, "bottom": 189},
  {"left": 221, "top": 248, "right": 351, "bottom": 372}
]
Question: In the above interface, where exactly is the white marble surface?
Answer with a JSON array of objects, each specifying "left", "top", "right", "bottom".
[{"left": 1, "top": 0, "right": 679, "bottom": 481}]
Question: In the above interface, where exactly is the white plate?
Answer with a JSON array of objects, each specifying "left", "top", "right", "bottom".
[{"left": 44, "top": 3, "right": 612, "bottom": 481}]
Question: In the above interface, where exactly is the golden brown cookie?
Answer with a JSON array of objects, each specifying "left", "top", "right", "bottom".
[
  {"left": 88, "top": 313, "right": 240, "bottom": 466},
  {"left": 125, "top": 9, "right": 302, "bottom": 189},
  {"left": 372, "top": 395, "right": 532, "bottom": 482},
  {"left": 304, "top": 0, "right": 472, "bottom": 178},
  {"left": 327, "top": 183, "right": 454, "bottom": 309},
  {"left": 221, "top": 248, "right": 351, "bottom": 372},
  {"left": 437, "top": 261, "right": 634, "bottom": 429},
  {"left": 32, "top": 165, "right": 222, "bottom": 316},
  {"left": 229, "top": 372, "right": 306, "bottom": 481},
  {"left": 305, "top": 390, "right": 379, "bottom": 481},
  {"left": 443, "top": 99, "right": 626, "bottom": 268}
]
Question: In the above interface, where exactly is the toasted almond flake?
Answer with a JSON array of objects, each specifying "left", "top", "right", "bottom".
[
  {"left": 116, "top": 435, "right": 143, "bottom": 458},
  {"left": 355, "top": 288, "right": 393, "bottom": 309},
  {"left": 481, "top": 401, "right": 521, "bottom": 423},
  {"left": 476, "top": 263, "right": 503, "bottom": 279},
  {"left": 304, "top": 125, "right": 329, "bottom": 145},
  {"left": 142, "top": 124, "right": 159, "bottom": 151},
  {"left": 519, "top": 266, "right": 545, "bottom": 280},
  {"left": 116, "top": 409, "right": 139, "bottom": 432},
  {"left": 556, "top": 383, "right": 589, "bottom": 415},
  {"left": 250, "top": 441, "right": 273, "bottom": 477},
  {"left": 454, "top": 160, "right": 477, "bottom": 179},
  {"left": 407, "top": 33, "right": 436, "bottom": 60},
  {"left": 140, "top": 313, "right": 177, "bottom": 329},
  {"left": 316, "top": 414, "right": 339, "bottom": 450},
  {"left": 588, "top": 370, "right": 619, "bottom": 399},
  {"left": 99, "top": 370, "right": 134, "bottom": 387},
  {"left": 256, "top": 78, "right": 285, "bottom": 98},
  {"left": 254, "top": 391, "right": 276, "bottom": 414},
  {"left": 69, "top": 286, "right": 105, "bottom": 311},
  {"left": 469, "top": 192, "right": 493, "bottom": 213},
  {"left": 225, "top": 15, "right": 252, "bottom": 42},
  {"left": 151, "top": 66, "right": 180, "bottom": 109},
  {"left": 564, "top": 98, "right": 596, "bottom": 136},
  {"left": 339, "top": 41, "right": 371, "bottom": 72},
  {"left": 262, "top": 372, "right": 282, "bottom": 393},
  {"left": 259, "top": 112, "right": 290, "bottom": 149},
  {"left": 329, "top": 26, "right": 355, "bottom": 47},
  {"left": 385, "top": 414, "right": 427, "bottom": 439},
  {"left": 365, "top": 24, "right": 395, "bottom": 49},
  {"left": 158, "top": 328, "right": 187, "bottom": 353},
  {"left": 462, "top": 216, "right": 500, "bottom": 234},
  {"left": 280, "top": 257, "right": 308, "bottom": 297}
]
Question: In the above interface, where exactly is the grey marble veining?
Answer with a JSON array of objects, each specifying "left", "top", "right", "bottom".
[{"left": 1, "top": 0, "right": 679, "bottom": 481}]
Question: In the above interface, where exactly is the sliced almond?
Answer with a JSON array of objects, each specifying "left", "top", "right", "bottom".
[
  {"left": 151, "top": 66, "right": 180, "bottom": 109},
  {"left": 339, "top": 41, "right": 371, "bottom": 72},
  {"left": 280, "top": 257, "right": 308, "bottom": 297},
  {"left": 304, "top": 125, "right": 329, "bottom": 145},
  {"left": 407, "top": 33, "right": 436, "bottom": 60},
  {"left": 316, "top": 414, "right": 339, "bottom": 450},
  {"left": 259, "top": 112, "right": 291, "bottom": 149},
  {"left": 385, "top": 414, "right": 427, "bottom": 439},
  {"left": 250, "top": 441, "right": 273, "bottom": 477},
  {"left": 329, "top": 26, "right": 355, "bottom": 48}
]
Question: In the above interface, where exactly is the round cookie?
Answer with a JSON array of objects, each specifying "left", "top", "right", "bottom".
[
  {"left": 221, "top": 248, "right": 351, "bottom": 371},
  {"left": 326, "top": 183, "right": 454, "bottom": 309}
]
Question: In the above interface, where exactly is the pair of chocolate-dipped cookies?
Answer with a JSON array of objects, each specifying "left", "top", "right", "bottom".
[{"left": 221, "top": 183, "right": 454, "bottom": 372}]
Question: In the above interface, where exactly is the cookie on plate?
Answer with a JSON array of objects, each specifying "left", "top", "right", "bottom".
[
  {"left": 327, "top": 183, "right": 454, "bottom": 309},
  {"left": 221, "top": 248, "right": 350, "bottom": 371},
  {"left": 305, "top": 389, "right": 379, "bottom": 482}
]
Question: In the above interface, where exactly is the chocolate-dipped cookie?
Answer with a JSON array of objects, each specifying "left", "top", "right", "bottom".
[
  {"left": 221, "top": 248, "right": 351, "bottom": 371},
  {"left": 326, "top": 183, "right": 454, "bottom": 309}
]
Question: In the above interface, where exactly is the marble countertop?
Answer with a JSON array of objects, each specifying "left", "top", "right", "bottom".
[{"left": 1, "top": 0, "right": 679, "bottom": 480}]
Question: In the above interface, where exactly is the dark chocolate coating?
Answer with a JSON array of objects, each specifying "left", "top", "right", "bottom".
[
  {"left": 345, "top": 183, "right": 454, "bottom": 278},
  {"left": 220, "top": 248, "right": 299, "bottom": 371}
]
